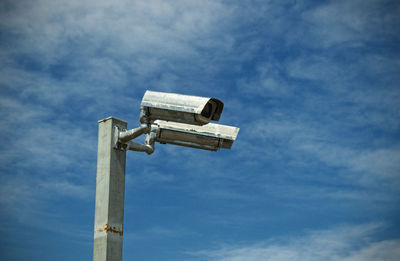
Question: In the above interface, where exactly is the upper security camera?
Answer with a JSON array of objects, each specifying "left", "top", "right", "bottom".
[{"left": 140, "top": 90, "right": 224, "bottom": 125}]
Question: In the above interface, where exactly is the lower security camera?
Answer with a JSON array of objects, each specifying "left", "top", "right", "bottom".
[{"left": 152, "top": 120, "right": 239, "bottom": 151}]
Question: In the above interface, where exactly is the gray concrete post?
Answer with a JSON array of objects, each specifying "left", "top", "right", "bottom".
[{"left": 93, "top": 117, "right": 127, "bottom": 261}]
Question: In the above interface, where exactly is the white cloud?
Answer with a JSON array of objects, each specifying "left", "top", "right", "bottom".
[
  {"left": 0, "top": 0, "right": 235, "bottom": 64},
  {"left": 243, "top": 114, "right": 400, "bottom": 190},
  {"left": 339, "top": 240, "right": 400, "bottom": 261},
  {"left": 0, "top": 172, "right": 92, "bottom": 227},
  {"left": 287, "top": 55, "right": 346, "bottom": 83},
  {"left": 238, "top": 61, "right": 292, "bottom": 97},
  {"left": 0, "top": 1, "right": 399, "bottom": 253},
  {"left": 349, "top": 148, "right": 400, "bottom": 180},
  {"left": 0, "top": 95, "right": 96, "bottom": 229},
  {"left": 293, "top": 0, "right": 400, "bottom": 48},
  {"left": 142, "top": 226, "right": 197, "bottom": 239},
  {"left": 0, "top": 0, "right": 242, "bottom": 237},
  {"left": 39, "top": 179, "right": 93, "bottom": 199},
  {"left": 0, "top": 0, "right": 241, "bottom": 119},
  {"left": 187, "top": 223, "right": 400, "bottom": 261}
]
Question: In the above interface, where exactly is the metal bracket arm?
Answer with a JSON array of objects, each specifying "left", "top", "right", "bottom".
[
  {"left": 118, "top": 123, "right": 149, "bottom": 143},
  {"left": 126, "top": 138, "right": 154, "bottom": 154},
  {"left": 126, "top": 140, "right": 154, "bottom": 154},
  {"left": 114, "top": 124, "right": 158, "bottom": 154},
  {"left": 126, "top": 128, "right": 157, "bottom": 155}
]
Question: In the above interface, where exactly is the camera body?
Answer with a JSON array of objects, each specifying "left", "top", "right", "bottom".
[
  {"left": 140, "top": 90, "right": 224, "bottom": 125},
  {"left": 152, "top": 120, "right": 239, "bottom": 151}
]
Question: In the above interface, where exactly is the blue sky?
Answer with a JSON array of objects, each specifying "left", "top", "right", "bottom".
[{"left": 0, "top": 0, "right": 399, "bottom": 260}]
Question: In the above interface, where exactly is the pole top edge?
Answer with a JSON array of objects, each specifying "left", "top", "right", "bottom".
[{"left": 98, "top": 116, "right": 128, "bottom": 124}]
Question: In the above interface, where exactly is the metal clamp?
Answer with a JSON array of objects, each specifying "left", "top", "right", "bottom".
[{"left": 113, "top": 123, "right": 158, "bottom": 154}]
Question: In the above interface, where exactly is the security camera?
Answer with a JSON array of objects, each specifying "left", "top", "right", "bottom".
[
  {"left": 151, "top": 120, "right": 239, "bottom": 151},
  {"left": 114, "top": 90, "right": 238, "bottom": 154},
  {"left": 140, "top": 90, "right": 224, "bottom": 125}
]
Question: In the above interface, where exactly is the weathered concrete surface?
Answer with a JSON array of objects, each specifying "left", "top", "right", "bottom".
[{"left": 93, "top": 117, "right": 127, "bottom": 261}]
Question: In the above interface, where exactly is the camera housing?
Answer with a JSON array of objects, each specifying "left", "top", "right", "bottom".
[
  {"left": 152, "top": 120, "right": 239, "bottom": 151},
  {"left": 140, "top": 90, "right": 224, "bottom": 125}
]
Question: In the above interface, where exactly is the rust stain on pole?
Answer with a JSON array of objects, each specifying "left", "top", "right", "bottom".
[{"left": 96, "top": 224, "right": 123, "bottom": 236}]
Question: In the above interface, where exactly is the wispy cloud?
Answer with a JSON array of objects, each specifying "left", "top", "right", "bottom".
[
  {"left": 127, "top": 225, "right": 199, "bottom": 241},
  {"left": 0, "top": 1, "right": 241, "bottom": 241},
  {"left": 0, "top": 171, "right": 93, "bottom": 240},
  {"left": 234, "top": 0, "right": 400, "bottom": 191},
  {"left": 186, "top": 223, "right": 400, "bottom": 261},
  {"left": 281, "top": 0, "right": 400, "bottom": 49},
  {"left": 0, "top": 1, "right": 399, "bottom": 259}
]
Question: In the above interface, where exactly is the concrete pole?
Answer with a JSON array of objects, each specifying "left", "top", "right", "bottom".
[{"left": 93, "top": 117, "right": 127, "bottom": 261}]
